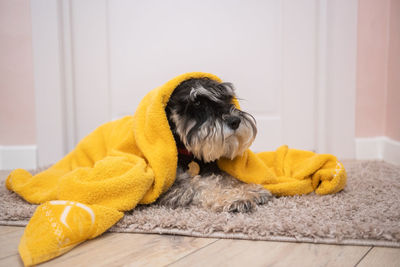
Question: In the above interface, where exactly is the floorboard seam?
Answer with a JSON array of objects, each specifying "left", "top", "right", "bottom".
[{"left": 354, "top": 246, "right": 374, "bottom": 267}]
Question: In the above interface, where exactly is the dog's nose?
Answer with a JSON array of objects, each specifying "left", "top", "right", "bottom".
[{"left": 226, "top": 116, "right": 241, "bottom": 130}]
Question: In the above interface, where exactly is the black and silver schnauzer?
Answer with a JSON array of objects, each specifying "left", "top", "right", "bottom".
[{"left": 158, "top": 77, "right": 272, "bottom": 212}]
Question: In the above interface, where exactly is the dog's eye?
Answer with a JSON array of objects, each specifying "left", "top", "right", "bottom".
[{"left": 193, "top": 100, "right": 201, "bottom": 106}]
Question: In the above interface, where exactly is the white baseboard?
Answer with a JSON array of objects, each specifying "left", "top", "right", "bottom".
[
  {"left": 0, "top": 145, "right": 37, "bottom": 170},
  {"left": 356, "top": 137, "right": 400, "bottom": 165}
]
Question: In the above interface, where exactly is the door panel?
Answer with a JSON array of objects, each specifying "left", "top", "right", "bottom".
[{"left": 108, "top": 0, "right": 291, "bottom": 151}]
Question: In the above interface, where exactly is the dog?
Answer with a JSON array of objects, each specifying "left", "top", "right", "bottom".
[{"left": 157, "top": 77, "right": 272, "bottom": 212}]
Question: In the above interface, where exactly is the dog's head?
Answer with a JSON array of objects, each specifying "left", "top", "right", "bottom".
[{"left": 166, "top": 77, "right": 257, "bottom": 162}]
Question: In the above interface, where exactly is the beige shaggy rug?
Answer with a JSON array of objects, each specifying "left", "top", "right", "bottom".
[{"left": 1, "top": 160, "right": 399, "bottom": 247}]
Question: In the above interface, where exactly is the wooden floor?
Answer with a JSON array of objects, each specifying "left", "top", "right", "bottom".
[{"left": 1, "top": 226, "right": 399, "bottom": 267}]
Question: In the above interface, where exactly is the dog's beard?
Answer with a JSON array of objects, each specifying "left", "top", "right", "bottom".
[{"left": 170, "top": 108, "right": 257, "bottom": 162}]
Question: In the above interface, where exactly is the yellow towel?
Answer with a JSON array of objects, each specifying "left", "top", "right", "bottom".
[
  {"left": 18, "top": 201, "right": 123, "bottom": 266},
  {"left": 6, "top": 72, "right": 346, "bottom": 266}
]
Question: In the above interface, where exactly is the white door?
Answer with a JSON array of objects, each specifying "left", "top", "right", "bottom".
[
  {"left": 31, "top": 0, "right": 357, "bottom": 166},
  {"left": 71, "top": 0, "right": 317, "bottom": 151}
]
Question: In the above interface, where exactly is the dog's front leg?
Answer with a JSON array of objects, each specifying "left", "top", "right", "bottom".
[
  {"left": 157, "top": 168, "right": 198, "bottom": 208},
  {"left": 191, "top": 173, "right": 272, "bottom": 212}
]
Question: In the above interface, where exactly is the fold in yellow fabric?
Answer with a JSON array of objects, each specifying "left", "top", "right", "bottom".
[{"left": 6, "top": 72, "right": 346, "bottom": 266}]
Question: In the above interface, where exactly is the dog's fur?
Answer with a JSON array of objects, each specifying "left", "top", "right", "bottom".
[{"left": 157, "top": 78, "right": 272, "bottom": 212}]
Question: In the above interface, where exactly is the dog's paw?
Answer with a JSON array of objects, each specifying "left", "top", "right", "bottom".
[
  {"left": 253, "top": 189, "right": 273, "bottom": 205},
  {"left": 224, "top": 199, "right": 257, "bottom": 213},
  {"left": 244, "top": 184, "right": 273, "bottom": 206}
]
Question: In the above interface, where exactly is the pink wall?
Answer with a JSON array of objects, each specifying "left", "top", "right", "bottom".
[
  {"left": 356, "top": 0, "right": 400, "bottom": 141},
  {"left": 0, "top": 0, "right": 36, "bottom": 145},
  {"left": 386, "top": 0, "right": 400, "bottom": 141},
  {"left": 356, "top": 0, "right": 389, "bottom": 137}
]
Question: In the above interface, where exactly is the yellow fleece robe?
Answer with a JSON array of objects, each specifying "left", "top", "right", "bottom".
[{"left": 6, "top": 72, "right": 346, "bottom": 266}]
